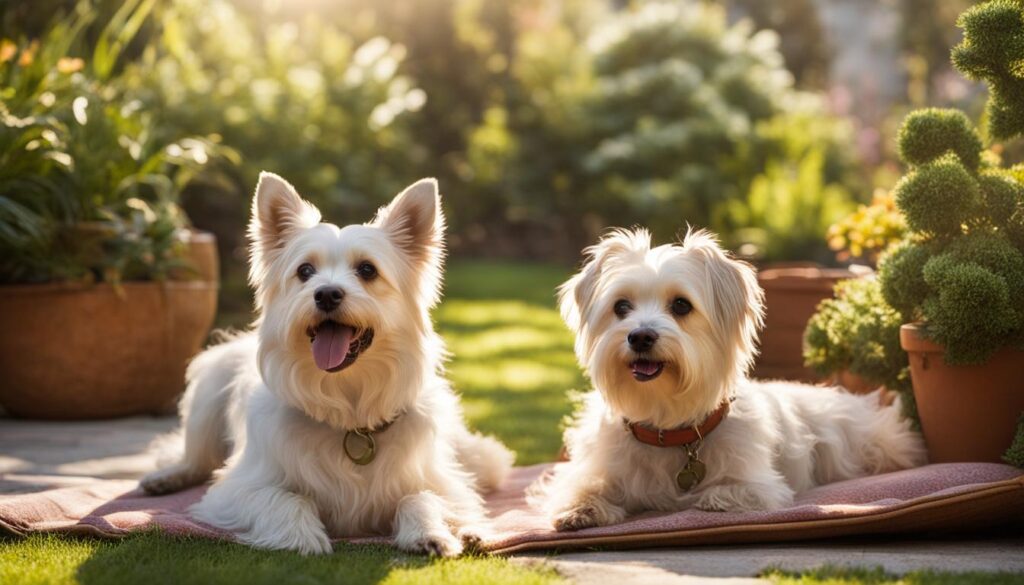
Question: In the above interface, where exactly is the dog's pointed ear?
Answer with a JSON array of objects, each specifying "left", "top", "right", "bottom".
[
  {"left": 375, "top": 178, "right": 445, "bottom": 265},
  {"left": 559, "top": 229, "right": 650, "bottom": 332},
  {"left": 374, "top": 178, "right": 446, "bottom": 305},
  {"left": 682, "top": 229, "right": 765, "bottom": 372},
  {"left": 248, "top": 172, "right": 321, "bottom": 282}
]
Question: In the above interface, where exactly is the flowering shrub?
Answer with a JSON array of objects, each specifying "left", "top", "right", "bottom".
[{"left": 827, "top": 190, "right": 907, "bottom": 265}]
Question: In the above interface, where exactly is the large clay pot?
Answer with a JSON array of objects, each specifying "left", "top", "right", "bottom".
[
  {"left": 901, "top": 323, "right": 1024, "bottom": 463},
  {"left": 753, "top": 265, "right": 856, "bottom": 382},
  {"left": 0, "top": 231, "right": 218, "bottom": 419}
]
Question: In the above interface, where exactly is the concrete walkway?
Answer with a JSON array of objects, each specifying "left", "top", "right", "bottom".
[{"left": 1, "top": 416, "right": 1021, "bottom": 583}]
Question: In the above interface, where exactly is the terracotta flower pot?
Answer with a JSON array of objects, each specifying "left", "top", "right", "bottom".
[
  {"left": 830, "top": 370, "right": 879, "bottom": 395},
  {"left": 753, "top": 265, "right": 857, "bottom": 382},
  {"left": 0, "top": 231, "right": 218, "bottom": 419},
  {"left": 900, "top": 323, "right": 1024, "bottom": 463}
]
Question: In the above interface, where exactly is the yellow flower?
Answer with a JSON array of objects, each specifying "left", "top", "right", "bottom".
[
  {"left": 17, "top": 40, "right": 38, "bottom": 66},
  {"left": 57, "top": 57, "right": 84, "bottom": 74},
  {"left": 0, "top": 39, "right": 15, "bottom": 63}
]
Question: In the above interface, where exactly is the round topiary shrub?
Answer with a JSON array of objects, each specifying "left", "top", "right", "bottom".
[
  {"left": 952, "top": 0, "right": 1024, "bottom": 141},
  {"left": 979, "top": 173, "right": 1023, "bottom": 225},
  {"left": 878, "top": 240, "right": 932, "bottom": 320},
  {"left": 893, "top": 154, "right": 981, "bottom": 237},
  {"left": 897, "top": 108, "right": 983, "bottom": 171},
  {"left": 920, "top": 255, "right": 1020, "bottom": 364},
  {"left": 876, "top": 0, "right": 1024, "bottom": 365}
]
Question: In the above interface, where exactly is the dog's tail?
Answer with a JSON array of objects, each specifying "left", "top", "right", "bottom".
[
  {"left": 862, "top": 391, "right": 929, "bottom": 472},
  {"left": 453, "top": 428, "right": 515, "bottom": 493}
]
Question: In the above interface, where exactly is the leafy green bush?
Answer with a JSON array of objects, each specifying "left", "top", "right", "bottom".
[
  {"left": 803, "top": 277, "right": 918, "bottom": 423},
  {"left": 0, "top": 1, "right": 228, "bottom": 284},
  {"left": 461, "top": 1, "right": 861, "bottom": 260},
  {"left": 582, "top": 2, "right": 858, "bottom": 256},
  {"left": 129, "top": 0, "right": 423, "bottom": 234},
  {"left": 804, "top": 277, "right": 908, "bottom": 389},
  {"left": 874, "top": 0, "right": 1024, "bottom": 365}
]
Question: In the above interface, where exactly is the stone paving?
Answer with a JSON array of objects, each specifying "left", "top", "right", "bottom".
[{"left": 1, "top": 415, "right": 1022, "bottom": 583}]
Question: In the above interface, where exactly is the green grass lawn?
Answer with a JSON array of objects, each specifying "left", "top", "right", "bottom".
[
  {"left": 1, "top": 261, "right": 1020, "bottom": 584},
  {"left": 439, "top": 261, "right": 582, "bottom": 464}
]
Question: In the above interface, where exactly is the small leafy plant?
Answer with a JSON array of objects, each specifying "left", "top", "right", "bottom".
[
  {"left": 804, "top": 278, "right": 906, "bottom": 389},
  {"left": 803, "top": 277, "right": 917, "bottom": 423}
]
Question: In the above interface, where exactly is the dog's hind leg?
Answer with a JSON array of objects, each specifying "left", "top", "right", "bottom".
[{"left": 140, "top": 344, "right": 238, "bottom": 495}]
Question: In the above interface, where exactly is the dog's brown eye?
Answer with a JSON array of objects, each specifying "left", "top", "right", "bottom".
[
  {"left": 297, "top": 263, "right": 316, "bottom": 282},
  {"left": 671, "top": 297, "right": 693, "bottom": 316},
  {"left": 356, "top": 261, "right": 378, "bottom": 281},
  {"left": 613, "top": 299, "right": 632, "bottom": 318}
]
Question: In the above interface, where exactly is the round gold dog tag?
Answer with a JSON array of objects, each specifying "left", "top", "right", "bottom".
[
  {"left": 343, "top": 430, "right": 376, "bottom": 465},
  {"left": 676, "top": 458, "right": 706, "bottom": 492}
]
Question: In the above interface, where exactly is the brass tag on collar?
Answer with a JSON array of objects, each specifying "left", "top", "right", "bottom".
[
  {"left": 343, "top": 430, "right": 376, "bottom": 465},
  {"left": 676, "top": 457, "right": 706, "bottom": 491},
  {"left": 676, "top": 440, "right": 706, "bottom": 492}
]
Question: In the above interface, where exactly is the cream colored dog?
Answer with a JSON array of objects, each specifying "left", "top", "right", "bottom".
[
  {"left": 534, "top": 228, "right": 926, "bottom": 531},
  {"left": 141, "top": 173, "right": 513, "bottom": 556}
]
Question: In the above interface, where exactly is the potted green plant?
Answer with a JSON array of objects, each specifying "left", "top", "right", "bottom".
[
  {"left": 0, "top": 3, "right": 229, "bottom": 418},
  {"left": 873, "top": 0, "right": 1024, "bottom": 463},
  {"left": 803, "top": 277, "right": 912, "bottom": 398}
]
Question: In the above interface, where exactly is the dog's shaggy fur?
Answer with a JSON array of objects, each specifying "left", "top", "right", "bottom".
[
  {"left": 533, "top": 228, "right": 926, "bottom": 531},
  {"left": 140, "top": 173, "right": 513, "bottom": 555}
]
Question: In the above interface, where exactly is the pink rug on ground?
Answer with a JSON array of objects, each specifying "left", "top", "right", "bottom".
[{"left": 1, "top": 463, "right": 1022, "bottom": 554}]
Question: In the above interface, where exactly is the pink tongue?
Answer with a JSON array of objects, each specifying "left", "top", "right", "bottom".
[
  {"left": 312, "top": 322, "right": 355, "bottom": 371},
  {"left": 632, "top": 360, "right": 660, "bottom": 376}
]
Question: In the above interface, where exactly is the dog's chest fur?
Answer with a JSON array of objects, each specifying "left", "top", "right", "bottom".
[{"left": 255, "top": 389, "right": 441, "bottom": 536}]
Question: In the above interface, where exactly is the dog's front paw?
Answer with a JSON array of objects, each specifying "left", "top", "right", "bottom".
[
  {"left": 404, "top": 530, "right": 463, "bottom": 558},
  {"left": 243, "top": 523, "right": 333, "bottom": 555},
  {"left": 457, "top": 528, "right": 484, "bottom": 554},
  {"left": 140, "top": 464, "right": 203, "bottom": 495},
  {"left": 553, "top": 505, "right": 601, "bottom": 532}
]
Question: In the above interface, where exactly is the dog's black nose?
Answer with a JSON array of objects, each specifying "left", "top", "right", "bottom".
[
  {"left": 314, "top": 286, "right": 344, "bottom": 312},
  {"left": 627, "top": 327, "right": 659, "bottom": 352}
]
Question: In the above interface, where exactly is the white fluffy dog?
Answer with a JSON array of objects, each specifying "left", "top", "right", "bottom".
[
  {"left": 141, "top": 173, "right": 513, "bottom": 556},
  {"left": 535, "top": 228, "right": 926, "bottom": 531}
]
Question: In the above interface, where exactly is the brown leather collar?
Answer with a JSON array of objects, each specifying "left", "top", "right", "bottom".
[
  {"left": 624, "top": 400, "right": 731, "bottom": 447},
  {"left": 352, "top": 410, "right": 403, "bottom": 435}
]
